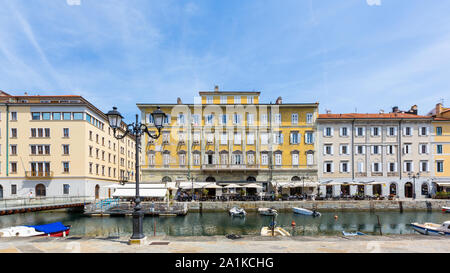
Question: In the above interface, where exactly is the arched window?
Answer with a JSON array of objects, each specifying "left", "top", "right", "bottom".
[
  {"left": 404, "top": 182, "right": 413, "bottom": 198},
  {"left": 0, "top": 185, "right": 3, "bottom": 199},
  {"left": 36, "top": 184, "right": 46, "bottom": 197},
  {"left": 162, "top": 176, "right": 172, "bottom": 182},
  {"left": 390, "top": 183, "right": 397, "bottom": 195},
  {"left": 95, "top": 184, "right": 100, "bottom": 199},
  {"left": 246, "top": 176, "right": 256, "bottom": 182},
  {"left": 291, "top": 176, "right": 300, "bottom": 181},
  {"left": 421, "top": 183, "right": 429, "bottom": 196},
  {"left": 206, "top": 176, "right": 216, "bottom": 182}
]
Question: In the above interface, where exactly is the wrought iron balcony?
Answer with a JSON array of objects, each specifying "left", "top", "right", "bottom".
[{"left": 25, "top": 171, "right": 53, "bottom": 178}]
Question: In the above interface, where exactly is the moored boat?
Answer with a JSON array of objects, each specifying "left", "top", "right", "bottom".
[
  {"left": 260, "top": 227, "right": 291, "bottom": 236},
  {"left": 293, "top": 207, "right": 321, "bottom": 217},
  {"left": 342, "top": 231, "right": 366, "bottom": 236},
  {"left": 258, "top": 208, "right": 278, "bottom": 216},
  {"left": 229, "top": 207, "right": 246, "bottom": 217},
  {"left": 442, "top": 206, "right": 450, "bottom": 213},
  {"left": 410, "top": 221, "right": 450, "bottom": 235},
  {"left": 0, "top": 222, "right": 71, "bottom": 238}
]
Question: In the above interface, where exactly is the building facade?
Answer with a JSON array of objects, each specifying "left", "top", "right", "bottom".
[
  {"left": 317, "top": 106, "right": 434, "bottom": 199},
  {"left": 0, "top": 91, "right": 136, "bottom": 200},
  {"left": 137, "top": 86, "right": 319, "bottom": 195},
  {"left": 429, "top": 103, "right": 450, "bottom": 191}
]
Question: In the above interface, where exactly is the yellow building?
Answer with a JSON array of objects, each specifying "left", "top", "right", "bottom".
[
  {"left": 137, "top": 86, "right": 319, "bottom": 196},
  {"left": 0, "top": 91, "right": 136, "bottom": 199},
  {"left": 429, "top": 103, "right": 450, "bottom": 192}
]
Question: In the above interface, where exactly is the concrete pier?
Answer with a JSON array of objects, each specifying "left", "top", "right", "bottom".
[{"left": 185, "top": 199, "right": 450, "bottom": 212}]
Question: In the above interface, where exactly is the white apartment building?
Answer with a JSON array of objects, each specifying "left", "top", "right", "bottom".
[{"left": 317, "top": 107, "right": 433, "bottom": 199}]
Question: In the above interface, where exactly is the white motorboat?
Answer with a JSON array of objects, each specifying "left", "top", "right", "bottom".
[
  {"left": 293, "top": 207, "right": 321, "bottom": 217},
  {"left": 229, "top": 207, "right": 246, "bottom": 217},
  {"left": 0, "top": 226, "right": 45, "bottom": 237},
  {"left": 410, "top": 221, "right": 450, "bottom": 235},
  {"left": 260, "top": 227, "right": 290, "bottom": 237},
  {"left": 442, "top": 206, "right": 450, "bottom": 213},
  {"left": 258, "top": 208, "right": 278, "bottom": 216}
]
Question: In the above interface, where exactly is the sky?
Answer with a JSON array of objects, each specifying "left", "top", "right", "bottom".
[{"left": 0, "top": 0, "right": 449, "bottom": 122}]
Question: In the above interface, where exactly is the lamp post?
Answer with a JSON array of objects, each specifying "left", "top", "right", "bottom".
[
  {"left": 408, "top": 172, "right": 420, "bottom": 200},
  {"left": 106, "top": 106, "right": 166, "bottom": 243}
]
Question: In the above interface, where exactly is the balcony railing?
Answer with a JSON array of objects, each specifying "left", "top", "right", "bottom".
[
  {"left": 387, "top": 172, "right": 398, "bottom": 177},
  {"left": 25, "top": 171, "right": 53, "bottom": 178}
]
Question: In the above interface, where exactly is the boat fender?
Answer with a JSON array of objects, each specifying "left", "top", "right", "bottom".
[
  {"left": 334, "top": 215, "right": 338, "bottom": 220},
  {"left": 291, "top": 221, "right": 296, "bottom": 227}
]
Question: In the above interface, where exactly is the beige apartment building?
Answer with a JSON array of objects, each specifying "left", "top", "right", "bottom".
[
  {"left": 0, "top": 91, "right": 136, "bottom": 200},
  {"left": 317, "top": 106, "right": 434, "bottom": 199}
]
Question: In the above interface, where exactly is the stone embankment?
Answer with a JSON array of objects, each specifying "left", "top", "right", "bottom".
[{"left": 185, "top": 199, "right": 450, "bottom": 212}]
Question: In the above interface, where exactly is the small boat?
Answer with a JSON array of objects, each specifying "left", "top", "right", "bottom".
[
  {"left": 410, "top": 221, "right": 450, "bottom": 235},
  {"left": 0, "top": 222, "right": 71, "bottom": 238},
  {"left": 229, "top": 207, "right": 246, "bottom": 217},
  {"left": 258, "top": 208, "right": 278, "bottom": 216},
  {"left": 442, "top": 207, "right": 450, "bottom": 213},
  {"left": 342, "top": 231, "right": 366, "bottom": 236},
  {"left": 293, "top": 207, "right": 321, "bottom": 217},
  {"left": 260, "top": 227, "right": 291, "bottom": 237}
]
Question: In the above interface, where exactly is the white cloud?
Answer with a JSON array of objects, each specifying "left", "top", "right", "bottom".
[{"left": 366, "top": 0, "right": 381, "bottom": 6}]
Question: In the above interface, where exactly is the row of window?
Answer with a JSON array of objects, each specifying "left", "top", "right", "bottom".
[
  {"left": 8, "top": 144, "right": 70, "bottom": 156},
  {"left": 7, "top": 161, "right": 69, "bottom": 173},
  {"left": 5, "top": 184, "right": 71, "bottom": 195},
  {"left": 148, "top": 152, "right": 315, "bottom": 166},
  {"left": 323, "top": 126, "right": 431, "bottom": 137},
  {"left": 147, "top": 113, "right": 315, "bottom": 126},
  {"left": 156, "top": 131, "right": 315, "bottom": 145},
  {"left": 88, "top": 162, "right": 133, "bottom": 179},
  {"left": 323, "top": 161, "right": 443, "bottom": 173},
  {"left": 205, "top": 95, "right": 256, "bottom": 104},
  {"left": 323, "top": 143, "right": 431, "bottom": 155}
]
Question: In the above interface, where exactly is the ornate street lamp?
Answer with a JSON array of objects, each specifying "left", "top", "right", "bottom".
[
  {"left": 106, "top": 106, "right": 166, "bottom": 243},
  {"left": 408, "top": 172, "right": 420, "bottom": 200}
]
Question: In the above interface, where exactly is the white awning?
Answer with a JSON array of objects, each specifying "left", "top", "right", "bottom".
[
  {"left": 272, "top": 182, "right": 290, "bottom": 187},
  {"left": 105, "top": 183, "right": 170, "bottom": 189},
  {"left": 243, "top": 183, "right": 263, "bottom": 189},
  {"left": 112, "top": 188, "right": 167, "bottom": 197},
  {"left": 224, "top": 183, "right": 244, "bottom": 188},
  {"left": 179, "top": 182, "right": 210, "bottom": 189},
  {"left": 203, "top": 183, "right": 223, "bottom": 189},
  {"left": 368, "top": 182, "right": 385, "bottom": 185},
  {"left": 437, "top": 182, "right": 450, "bottom": 186},
  {"left": 286, "top": 182, "right": 318, "bottom": 188}
]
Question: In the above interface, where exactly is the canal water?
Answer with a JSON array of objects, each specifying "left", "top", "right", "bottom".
[{"left": 0, "top": 211, "right": 449, "bottom": 237}]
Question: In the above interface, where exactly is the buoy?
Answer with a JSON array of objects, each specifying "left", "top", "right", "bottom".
[
  {"left": 334, "top": 215, "right": 338, "bottom": 220},
  {"left": 291, "top": 221, "right": 296, "bottom": 227}
]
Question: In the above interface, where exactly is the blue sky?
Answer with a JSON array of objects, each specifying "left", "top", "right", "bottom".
[{"left": 0, "top": 0, "right": 449, "bottom": 121}]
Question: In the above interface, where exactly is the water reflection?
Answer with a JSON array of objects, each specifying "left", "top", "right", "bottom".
[{"left": 0, "top": 210, "right": 449, "bottom": 237}]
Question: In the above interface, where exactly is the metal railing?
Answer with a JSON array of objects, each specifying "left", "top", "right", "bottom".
[
  {"left": 0, "top": 196, "right": 93, "bottom": 210},
  {"left": 25, "top": 171, "right": 54, "bottom": 178}
]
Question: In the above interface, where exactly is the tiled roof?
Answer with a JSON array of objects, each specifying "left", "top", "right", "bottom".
[{"left": 318, "top": 113, "right": 432, "bottom": 119}]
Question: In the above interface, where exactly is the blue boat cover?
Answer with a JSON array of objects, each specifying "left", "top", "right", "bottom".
[{"left": 26, "top": 222, "right": 69, "bottom": 233}]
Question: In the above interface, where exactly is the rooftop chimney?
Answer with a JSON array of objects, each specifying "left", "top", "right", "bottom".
[
  {"left": 436, "top": 103, "right": 443, "bottom": 116},
  {"left": 326, "top": 109, "right": 331, "bottom": 114},
  {"left": 392, "top": 106, "right": 399, "bottom": 113},
  {"left": 410, "top": 104, "right": 418, "bottom": 115},
  {"left": 379, "top": 109, "right": 384, "bottom": 114},
  {"left": 214, "top": 85, "right": 219, "bottom": 92},
  {"left": 177, "top": 97, "right": 182, "bottom": 104},
  {"left": 275, "top": 96, "right": 282, "bottom": 104}
]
